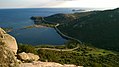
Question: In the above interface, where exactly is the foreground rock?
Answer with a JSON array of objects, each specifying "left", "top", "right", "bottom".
[
  {"left": 0, "top": 28, "right": 19, "bottom": 67},
  {"left": 0, "top": 28, "right": 18, "bottom": 54},
  {"left": 19, "top": 61, "right": 82, "bottom": 67},
  {"left": 0, "top": 43, "right": 19, "bottom": 67},
  {"left": 18, "top": 52, "right": 39, "bottom": 61}
]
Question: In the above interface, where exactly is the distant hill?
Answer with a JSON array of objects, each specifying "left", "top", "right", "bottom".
[
  {"left": 58, "top": 8, "right": 119, "bottom": 51},
  {"left": 44, "top": 12, "right": 93, "bottom": 24},
  {"left": 32, "top": 8, "right": 119, "bottom": 51}
]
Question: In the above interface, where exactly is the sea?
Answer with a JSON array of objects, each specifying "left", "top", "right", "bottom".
[{"left": 0, "top": 8, "right": 86, "bottom": 45}]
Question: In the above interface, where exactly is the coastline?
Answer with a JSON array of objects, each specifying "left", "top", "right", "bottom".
[
  {"left": 54, "top": 24, "right": 83, "bottom": 44},
  {"left": 31, "top": 16, "right": 83, "bottom": 45},
  {"left": 21, "top": 25, "right": 46, "bottom": 29}
]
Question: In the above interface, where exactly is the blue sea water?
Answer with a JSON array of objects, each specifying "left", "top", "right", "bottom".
[
  {"left": 0, "top": 8, "right": 74, "bottom": 29},
  {"left": 0, "top": 8, "right": 78, "bottom": 45}
]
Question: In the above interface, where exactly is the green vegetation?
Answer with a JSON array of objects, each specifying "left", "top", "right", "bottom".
[
  {"left": 35, "top": 40, "right": 79, "bottom": 49},
  {"left": 37, "top": 43, "right": 118, "bottom": 67},
  {"left": 38, "top": 49, "right": 119, "bottom": 67},
  {"left": 58, "top": 8, "right": 119, "bottom": 51},
  {"left": 44, "top": 13, "right": 77, "bottom": 24},
  {"left": 36, "top": 45, "right": 66, "bottom": 49},
  {"left": 32, "top": 8, "right": 119, "bottom": 51},
  {"left": 18, "top": 41, "right": 119, "bottom": 67},
  {"left": 40, "top": 23, "right": 56, "bottom": 27},
  {"left": 29, "top": 8, "right": 119, "bottom": 66},
  {"left": 65, "top": 40, "right": 79, "bottom": 49},
  {"left": 18, "top": 43, "right": 37, "bottom": 54}
]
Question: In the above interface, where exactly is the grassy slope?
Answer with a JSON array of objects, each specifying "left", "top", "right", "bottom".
[
  {"left": 56, "top": 8, "right": 119, "bottom": 51},
  {"left": 18, "top": 43, "right": 119, "bottom": 67},
  {"left": 32, "top": 8, "right": 119, "bottom": 51},
  {"left": 29, "top": 8, "right": 119, "bottom": 66}
]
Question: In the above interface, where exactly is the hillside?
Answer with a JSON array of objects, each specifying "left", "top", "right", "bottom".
[
  {"left": 29, "top": 8, "right": 119, "bottom": 66},
  {"left": 32, "top": 8, "right": 119, "bottom": 51},
  {"left": 18, "top": 41, "right": 119, "bottom": 67},
  {"left": 58, "top": 8, "right": 119, "bottom": 51}
]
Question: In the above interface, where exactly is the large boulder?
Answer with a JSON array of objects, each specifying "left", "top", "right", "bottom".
[
  {"left": 19, "top": 61, "right": 81, "bottom": 67},
  {"left": 0, "top": 44, "right": 19, "bottom": 67},
  {"left": 18, "top": 52, "right": 39, "bottom": 61},
  {"left": 0, "top": 28, "right": 18, "bottom": 54}
]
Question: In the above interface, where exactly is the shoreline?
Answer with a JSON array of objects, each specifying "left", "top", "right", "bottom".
[
  {"left": 31, "top": 16, "right": 83, "bottom": 44},
  {"left": 20, "top": 25, "right": 48, "bottom": 30},
  {"left": 54, "top": 24, "right": 82, "bottom": 44}
]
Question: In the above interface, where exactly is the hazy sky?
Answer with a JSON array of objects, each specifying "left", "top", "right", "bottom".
[{"left": 0, "top": 0, "right": 119, "bottom": 9}]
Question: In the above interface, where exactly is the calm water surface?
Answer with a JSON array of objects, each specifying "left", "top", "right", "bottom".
[{"left": 0, "top": 8, "right": 81, "bottom": 45}]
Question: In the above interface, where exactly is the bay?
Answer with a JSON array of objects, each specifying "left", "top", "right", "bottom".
[{"left": 0, "top": 8, "right": 83, "bottom": 45}]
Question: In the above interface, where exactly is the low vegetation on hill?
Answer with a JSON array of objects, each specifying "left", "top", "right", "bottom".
[
  {"left": 18, "top": 41, "right": 119, "bottom": 67},
  {"left": 58, "top": 8, "right": 119, "bottom": 51},
  {"left": 32, "top": 8, "right": 119, "bottom": 51},
  {"left": 30, "top": 8, "right": 119, "bottom": 66}
]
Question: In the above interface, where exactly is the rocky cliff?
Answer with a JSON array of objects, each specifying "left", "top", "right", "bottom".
[
  {"left": 0, "top": 28, "right": 18, "bottom": 54},
  {"left": 0, "top": 28, "right": 19, "bottom": 67},
  {"left": 0, "top": 44, "right": 19, "bottom": 67}
]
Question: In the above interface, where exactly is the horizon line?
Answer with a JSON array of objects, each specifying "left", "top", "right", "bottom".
[{"left": 0, "top": 7, "right": 109, "bottom": 10}]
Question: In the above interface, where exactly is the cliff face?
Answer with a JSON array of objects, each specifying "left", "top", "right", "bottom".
[
  {"left": 0, "top": 44, "right": 19, "bottom": 67},
  {"left": 0, "top": 28, "right": 18, "bottom": 54},
  {"left": 0, "top": 28, "right": 19, "bottom": 67}
]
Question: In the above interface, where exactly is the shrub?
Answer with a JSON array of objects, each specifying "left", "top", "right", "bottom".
[{"left": 17, "top": 43, "right": 37, "bottom": 54}]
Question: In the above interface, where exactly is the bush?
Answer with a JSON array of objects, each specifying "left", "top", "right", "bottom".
[
  {"left": 37, "top": 49, "right": 119, "bottom": 66},
  {"left": 18, "top": 43, "right": 37, "bottom": 54},
  {"left": 65, "top": 40, "right": 78, "bottom": 49}
]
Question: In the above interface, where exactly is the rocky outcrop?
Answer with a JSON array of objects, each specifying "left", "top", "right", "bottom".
[
  {"left": 0, "top": 28, "right": 18, "bottom": 54},
  {"left": 18, "top": 52, "right": 39, "bottom": 61},
  {"left": 19, "top": 61, "right": 82, "bottom": 67},
  {"left": 0, "top": 43, "right": 19, "bottom": 67},
  {"left": 0, "top": 28, "right": 19, "bottom": 67}
]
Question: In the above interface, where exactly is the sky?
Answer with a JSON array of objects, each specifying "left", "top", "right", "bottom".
[{"left": 0, "top": 0, "right": 119, "bottom": 9}]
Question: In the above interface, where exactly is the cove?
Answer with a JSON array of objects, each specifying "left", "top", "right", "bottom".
[
  {"left": 8, "top": 27, "right": 67, "bottom": 45},
  {"left": 0, "top": 8, "right": 79, "bottom": 45}
]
